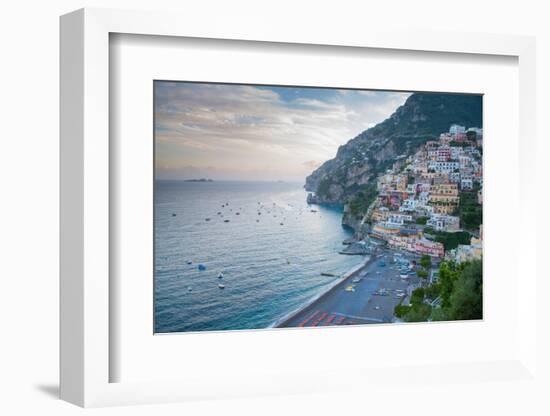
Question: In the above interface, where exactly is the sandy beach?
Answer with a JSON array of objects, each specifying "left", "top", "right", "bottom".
[{"left": 276, "top": 248, "right": 423, "bottom": 328}]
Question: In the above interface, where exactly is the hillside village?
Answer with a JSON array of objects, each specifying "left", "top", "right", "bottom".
[
  {"left": 362, "top": 124, "right": 483, "bottom": 263},
  {"left": 301, "top": 95, "right": 484, "bottom": 325}
]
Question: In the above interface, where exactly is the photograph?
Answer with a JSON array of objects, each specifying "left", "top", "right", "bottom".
[{"left": 154, "top": 81, "right": 483, "bottom": 333}]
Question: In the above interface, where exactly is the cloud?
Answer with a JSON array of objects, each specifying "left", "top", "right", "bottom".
[
  {"left": 154, "top": 82, "right": 410, "bottom": 181},
  {"left": 302, "top": 160, "right": 323, "bottom": 170}
]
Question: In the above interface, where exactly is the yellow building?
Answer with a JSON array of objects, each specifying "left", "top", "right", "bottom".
[
  {"left": 372, "top": 222, "right": 401, "bottom": 238},
  {"left": 431, "top": 183, "right": 459, "bottom": 196},
  {"left": 431, "top": 204, "right": 456, "bottom": 215},
  {"left": 429, "top": 182, "right": 459, "bottom": 210},
  {"left": 429, "top": 194, "right": 460, "bottom": 204}
]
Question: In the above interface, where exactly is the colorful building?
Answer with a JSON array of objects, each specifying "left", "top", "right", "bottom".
[{"left": 414, "top": 239, "right": 445, "bottom": 258}]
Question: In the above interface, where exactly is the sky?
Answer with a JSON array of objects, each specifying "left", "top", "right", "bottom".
[{"left": 154, "top": 82, "right": 411, "bottom": 182}]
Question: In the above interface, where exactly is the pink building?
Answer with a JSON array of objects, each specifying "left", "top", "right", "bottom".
[
  {"left": 414, "top": 239, "right": 445, "bottom": 257},
  {"left": 436, "top": 146, "right": 452, "bottom": 161}
]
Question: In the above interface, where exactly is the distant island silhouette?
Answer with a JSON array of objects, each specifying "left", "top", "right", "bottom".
[{"left": 184, "top": 178, "right": 214, "bottom": 182}]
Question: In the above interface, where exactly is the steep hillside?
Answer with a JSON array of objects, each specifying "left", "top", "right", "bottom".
[{"left": 305, "top": 92, "right": 483, "bottom": 205}]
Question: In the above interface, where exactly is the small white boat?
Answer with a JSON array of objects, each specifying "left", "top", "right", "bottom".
[
  {"left": 218, "top": 283, "right": 225, "bottom": 289},
  {"left": 217, "top": 272, "right": 224, "bottom": 279}
]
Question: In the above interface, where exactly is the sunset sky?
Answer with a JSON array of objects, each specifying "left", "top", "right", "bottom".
[{"left": 154, "top": 82, "right": 411, "bottom": 182}]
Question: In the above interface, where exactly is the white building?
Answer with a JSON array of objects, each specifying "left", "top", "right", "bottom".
[
  {"left": 406, "top": 184, "right": 417, "bottom": 194},
  {"left": 415, "top": 204, "right": 434, "bottom": 216},
  {"left": 399, "top": 199, "right": 417, "bottom": 212},
  {"left": 451, "top": 146, "right": 464, "bottom": 160},
  {"left": 417, "top": 183, "right": 431, "bottom": 192},
  {"left": 458, "top": 155, "right": 472, "bottom": 169},
  {"left": 427, "top": 214, "right": 460, "bottom": 232},
  {"left": 449, "top": 172, "right": 461, "bottom": 183},
  {"left": 418, "top": 191, "right": 430, "bottom": 205},
  {"left": 428, "top": 161, "right": 460, "bottom": 174},
  {"left": 449, "top": 124, "right": 466, "bottom": 135},
  {"left": 461, "top": 177, "right": 474, "bottom": 190},
  {"left": 388, "top": 213, "right": 413, "bottom": 225}
]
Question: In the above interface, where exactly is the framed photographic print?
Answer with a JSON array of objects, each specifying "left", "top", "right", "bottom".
[
  {"left": 60, "top": 8, "right": 538, "bottom": 407},
  {"left": 152, "top": 81, "right": 483, "bottom": 334}
]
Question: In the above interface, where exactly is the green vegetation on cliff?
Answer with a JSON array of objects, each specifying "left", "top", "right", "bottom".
[
  {"left": 424, "top": 228, "right": 471, "bottom": 251},
  {"left": 458, "top": 187, "right": 482, "bottom": 231},
  {"left": 348, "top": 184, "right": 378, "bottom": 218},
  {"left": 395, "top": 259, "right": 482, "bottom": 322}
]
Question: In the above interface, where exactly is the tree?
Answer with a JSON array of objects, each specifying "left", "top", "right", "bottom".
[
  {"left": 458, "top": 189, "right": 482, "bottom": 231},
  {"left": 403, "top": 304, "right": 432, "bottom": 322},
  {"left": 430, "top": 308, "right": 449, "bottom": 321},
  {"left": 348, "top": 183, "right": 378, "bottom": 217},
  {"left": 427, "top": 230, "right": 471, "bottom": 251},
  {"left": 417, "top": 269, "right": 429, "bottom": 279},
  {"left": 438, "top": 261, "right": 459, "bottom": 308},
  {"left": 420, "top": 254, "right": 432, "bottom": 270},
  {"left": 410, "top": 287, "right": 425, "bottom": 305},
  {"left": 415, "top": 216, "right": 429, "bottom": 225},
  {"left": 423, "top": 226, "right": 435, "bottom": 235},
  {"left": 447, "top": 260, "right": 482, "bottom": 320},
  {"left": 404, "top": 260, "right": 483, "bottom": 323},
  {"left": 394, "top": 304, "right": 410, "bottom": 318},
  {"left": 424, "top": 284, "right": 440, "bottom": 300}
]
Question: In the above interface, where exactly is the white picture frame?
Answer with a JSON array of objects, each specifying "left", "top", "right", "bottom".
[{"left": 60, "top": 7, "right": 538, "bottom": 407}]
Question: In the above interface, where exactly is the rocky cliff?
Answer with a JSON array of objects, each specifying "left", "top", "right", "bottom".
[
  {"left": 305, "top": 92, "right": 482, "bottom": 205},
  {"left": 305, "top": 92, "right": 482, "bottom": 235}
]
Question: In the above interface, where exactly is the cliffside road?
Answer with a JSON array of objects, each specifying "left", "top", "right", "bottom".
[{"left": 277, "top": 249, "right": 421, "bottom": 328}]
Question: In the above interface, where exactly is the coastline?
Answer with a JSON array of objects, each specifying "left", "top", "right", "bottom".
[
  {"left": 272, "top": 255, "right": 375, "bottom": 328},
  {"left": 275, "top": 246, "right": 423, "bottom": 328}
]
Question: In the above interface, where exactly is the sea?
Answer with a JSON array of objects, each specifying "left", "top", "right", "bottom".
[{"left": 154, "top": 180, "right": 365, "bottom": 333}]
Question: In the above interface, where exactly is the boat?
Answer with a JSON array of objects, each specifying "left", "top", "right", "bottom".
[
  {"left": 172, "top": 213, "right": 176, "bottom": 217},
  {"left": 218, "top": 283, "right": 225, "bottom": 289},
  {"left": 205, "top": 218, "right": 211, "bottom": 221},
  {"left": 187, "top": 287, "right": 192, "bottom": 292},
  {"left": 217, "top": 272, "right": 224, "bottom": 279},
  {"left": 224, "top": 219, "right": 230, "bottom": 223},
  {"left": 198, "top": 264, "right": 206, "bottom": 271},
  {"left": 186, "top": 261, "right": 192, "bottom": 265}
]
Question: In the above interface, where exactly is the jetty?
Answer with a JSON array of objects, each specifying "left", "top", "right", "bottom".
[{"left": 339, "top": 241, "right": 373, "bottom": 255}]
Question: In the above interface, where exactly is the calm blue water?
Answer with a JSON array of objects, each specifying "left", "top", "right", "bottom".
[{"left": 154, "top": 180, "right": 364, "bottom": 333}]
